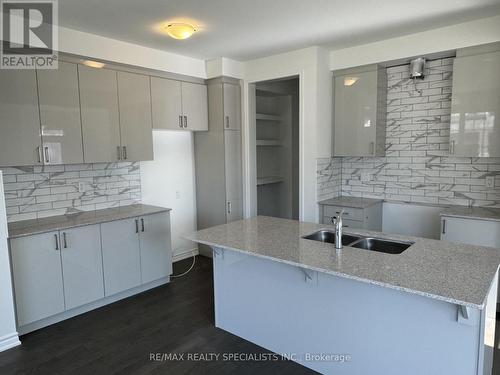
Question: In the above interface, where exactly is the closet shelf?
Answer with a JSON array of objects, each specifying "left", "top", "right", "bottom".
[
  {"left": 256, "top": 113, "right": 281, "bottom": 122},
  {"left": 257, "top": 139, "right": 282, "bottom": 146},
  {"left": 257, "top": 176, "right": 284, "bottom": 186}
]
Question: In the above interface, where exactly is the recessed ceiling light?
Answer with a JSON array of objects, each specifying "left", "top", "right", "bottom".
[
  {"left": 165, "top": 23, "right": 197, "bottom": 40},
  {"left": 82, "top": 60, "right": 105, "bottom": 69}
]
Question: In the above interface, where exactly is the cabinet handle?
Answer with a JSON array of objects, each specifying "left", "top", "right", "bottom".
[
  {"left": 141, "top": 218, "right": 145, "bottom": 232},
  {"left": 227, "top": 201, "right": 232, "bottom": 214},
  {"left": 183, "top": 115, "right": 188, "bottom": 128},
  {"left": 36, "top": 146, "right": 41, "bottom": 163},
  {"left": 135, "top": 219, "right": 139, "bottom": 233},
  {"left": 225, "top": 116, "right": 230, "bottom": 128},
  {"left": 179, "top": 115, "right": 183, "bottom": 128},
  {"left": 117, "top": 146, "right": 121, "bottom": 160},
  {"left": 450, "top": 140, "right": 455, "bottom": 155},
  {"left": 122, "top": 146, "right": 127, "bottom": 160},
  {"left": 370, "top": 142, "right": 375, "bottom": 155},
  {"left": 44, "top": 146, "right": 50, "bottom": 163},
  {"left": 54, "top": 234, "right": 59, "bottom": 250},
  {"left": 335, "top": 211, "right": 348, "bottom": 215},
  {"left": 442, "top": 219, "right": 446, "bottom": 235},
  {"left": 63, "top": 232, "right": 67, "bottom": 248}
]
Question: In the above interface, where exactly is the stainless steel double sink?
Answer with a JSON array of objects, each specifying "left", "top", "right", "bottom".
[{"left": 302, "top": 230, "right": 414, "bottom": 254}]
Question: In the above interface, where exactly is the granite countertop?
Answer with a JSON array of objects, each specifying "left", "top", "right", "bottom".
[
  {"left": 187, "top": 216, "right": 500, "bottom": 310},
  {"left": 318, "top": 196, "right": 383, "bottom": 209},
  {"left": 8, "top": 204, "right": 171, "bottom": 239},
  {"left": 440, "top": 205, "right": 500, "bottom": 222}
]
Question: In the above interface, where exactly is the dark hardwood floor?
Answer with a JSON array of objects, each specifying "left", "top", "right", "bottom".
[
  {"left": 0, "top": 256, "right": 315, "bottom": 375},
  {"left": 2, "top": 255, "right": 500, "bottom": 374}
]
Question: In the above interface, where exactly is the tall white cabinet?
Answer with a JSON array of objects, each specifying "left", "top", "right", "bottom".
[
  {"left": 449, "top": 43, "right": 500, "bottom": 157},
  {"left": 333, "top": 65, "right": 387, "bottom": 157},
  {"left": 194, "top": 77, "right": 243, "bottom": 255}
]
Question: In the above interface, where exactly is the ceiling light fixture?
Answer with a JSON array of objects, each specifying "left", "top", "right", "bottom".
[
  {"left": 344, "top": 77, "right": 358, "bottom": 86},
  {"left": 82, "top": 60, "right": 105, "bottom": 69},
  {"left": 165, "top": 23, "right": 197, "bottom": 40}
]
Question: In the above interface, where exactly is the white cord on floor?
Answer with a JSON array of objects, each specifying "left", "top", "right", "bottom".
[{"left": 171, "top": 254, "right": 196, "bottom": 278}]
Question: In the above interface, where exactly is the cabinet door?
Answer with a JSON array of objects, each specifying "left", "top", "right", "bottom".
[
  {"left": 223, "top": 83, "right": 241, "bottom": 130},
  {"left": 334, "top": 71, "right": 378, "bottom": 156},
  {"left": 151, "top": 77, "right": 183, "bottom": 130},
  {"left": 78, "top": 65, "right": 121, "bottom": 163},
  {"left": 181, "top": 82, "right": 208, "bottom": 131},
  {"left": 450, "top": 51, "right": 500, "bottom": 157},
  {"left": 37, "top": 61, "right": 84, "bottom": 165},
  {"left": 441, "top": 217, "right": 500, "bottom": 247},
  {"left": 224, "top": 130, "right": 243, "bottom": 222},
  {"left": 0, "top": 69, "right": 42, "bottom": 166},
  {"left": 101, "top": 218, "right": 141, "bottom": 296},
  {"left": 139, "top": 212, "right": 172, "bottom": 283},
  {"left": 10, "top": 231, "right": 65, "bottom": 326},
  {"left": 117, "top": 71, "right": 154, "bottom": 160},
  {"left": 60, "top": 225, "right": 104, "bottom": 310}
]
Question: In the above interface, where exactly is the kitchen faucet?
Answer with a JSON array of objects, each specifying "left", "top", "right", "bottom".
[{"left": 332, "top": 209, "right": 344, "bottom": 249}]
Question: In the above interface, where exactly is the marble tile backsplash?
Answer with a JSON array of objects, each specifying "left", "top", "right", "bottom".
[
  {"left": 2, "top": 162, "right": 141, "bottom": 222},
  {"left": 317, "top": 157, "right": 341, "bottom": 201},
  {"left": 335, "top": 57, "right": 500, "bottom": 207}
]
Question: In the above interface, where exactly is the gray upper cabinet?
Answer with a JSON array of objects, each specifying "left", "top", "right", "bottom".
[
  {"left": 0, "top": 69, "right": 42, "bottom": 166},
  {"left": 151, "top": 77, "right": 208, "bottom": 131},
  {"left": 449, "top": 45, "right": 500, "bottom": 157},
  {"left": 223, "top": 83, "right": 241, "bottom": 130},
  {"left": 181, "top": 82, "right": 208, "bottom": 131},
  {"left": 78, "top": 65, "right": 121, "bottom": 163},
  {"left": 117, "top": 71, "right": 154, "bottom": 161},
  {"left": 37, "top": 61, "right": 84, "bottom": 165},
  {"left": 333, "top": 66, "right": 387, "bottom": 157},
  {"left": 151, "top": 77, "right": 183, "bottom": 130}
]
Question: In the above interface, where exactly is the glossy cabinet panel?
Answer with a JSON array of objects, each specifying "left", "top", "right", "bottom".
[
  {"left": 60, "top": 225, "right": 104, "bottom": 310},
  {"left": 0, "top": 69, "right": 42, "bottom": 166},
  {"left": 333, "top": 68, "right": 386, "bottom": 157},
  {"left": 151, "top": 77, "right": 183, "bottom": 130},
  {"left": 139, "top": 212, "right": 172, "bottom": 283},
  {"left": 117, "top": 71, "right": 154, "bottom": 161},
  {"left": 224, "top": 130, "right": 243, "bottom": 222},
  {"left": 223, "top": 83, "right": 241, "bottom": 130},
  {"left": 181, "top": 82, "right": 208, "bottom": 131},
  {"left": 101, "top": 218, "right": 142, "bottom": 296},
  {"left": 450, "top": 51, "right": 500, "bottom": 157},
  {"left": 37, "top": 61, "right": 84, "bottom": 165},
  {"left": 78, "top": 65, "right": 121, "bottom": 163},
  {"left": 10, "top": 231, "right": 65, "bottom": 326}
]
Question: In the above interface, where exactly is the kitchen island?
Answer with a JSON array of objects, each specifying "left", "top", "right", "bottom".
[{"left": 187, "top": 216, "right": 500, "bottom": 375}]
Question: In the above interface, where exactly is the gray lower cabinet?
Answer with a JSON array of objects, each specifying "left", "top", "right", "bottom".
[
  {"left": 195, "top": 77, "right": 243, "bottom": 240},
  {"left": 78, "top": 65, "right": 122, "bottom": 163},
  {"left": 117, "top": 71, "right": 154, "bottom": 161},
  {"left": 10, "top": 231, "right": 66, "bottom": 326},
  {"left": 320, "top": 203, "right": 382, "bottom": 231},
  {"left": 333, "top": 65, "right": 387, "bottom": 157},
  {"left": 37, "top": 61, "right": 84, "bottom": 165},
  {"left": 101, "top": 217, "right": 142, "bottom": 296},
  {"left": 9, "top": 211, "right": 172, "bottom": 332},
  {"left": 0, "top": 69, "right": 42, "bottom": 167}
]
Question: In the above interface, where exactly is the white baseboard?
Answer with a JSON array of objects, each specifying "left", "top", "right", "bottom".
[
  {"left": 0, "top": 332, "right": 21, "bottom": 352},
  {"left": 173, "top": 247, "right": 198, "bottom": 263}
]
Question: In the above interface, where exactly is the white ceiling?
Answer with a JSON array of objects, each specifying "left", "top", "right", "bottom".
[{"left": 59, "top": 0, "right": 500, "bottom": 61}]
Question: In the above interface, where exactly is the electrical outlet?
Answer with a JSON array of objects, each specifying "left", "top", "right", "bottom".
[
  {"left": 78, "top": 182, "right": 86, "bottom": 193},
  {"left": 361, "top": 173, "right": 372, "bottom": 182},
  {"left": 175, "top": 191, "right": 181, "bottom": 199},
  {"left": 486, "top": 176, "right": 495, "bottom": 188}
]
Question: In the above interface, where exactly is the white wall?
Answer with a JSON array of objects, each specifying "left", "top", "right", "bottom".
[
  {"left": 0, "top": 172, "right": 20, "bottom": 352},
  {"left": 140, "top": 131, "right": 198, "bottom": 261},
  {"left": 329, "top": 15, "right": 500, "bottom": 70},
  {"left": 242, "top": 46, "right": 332, "bottom": 222}
]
